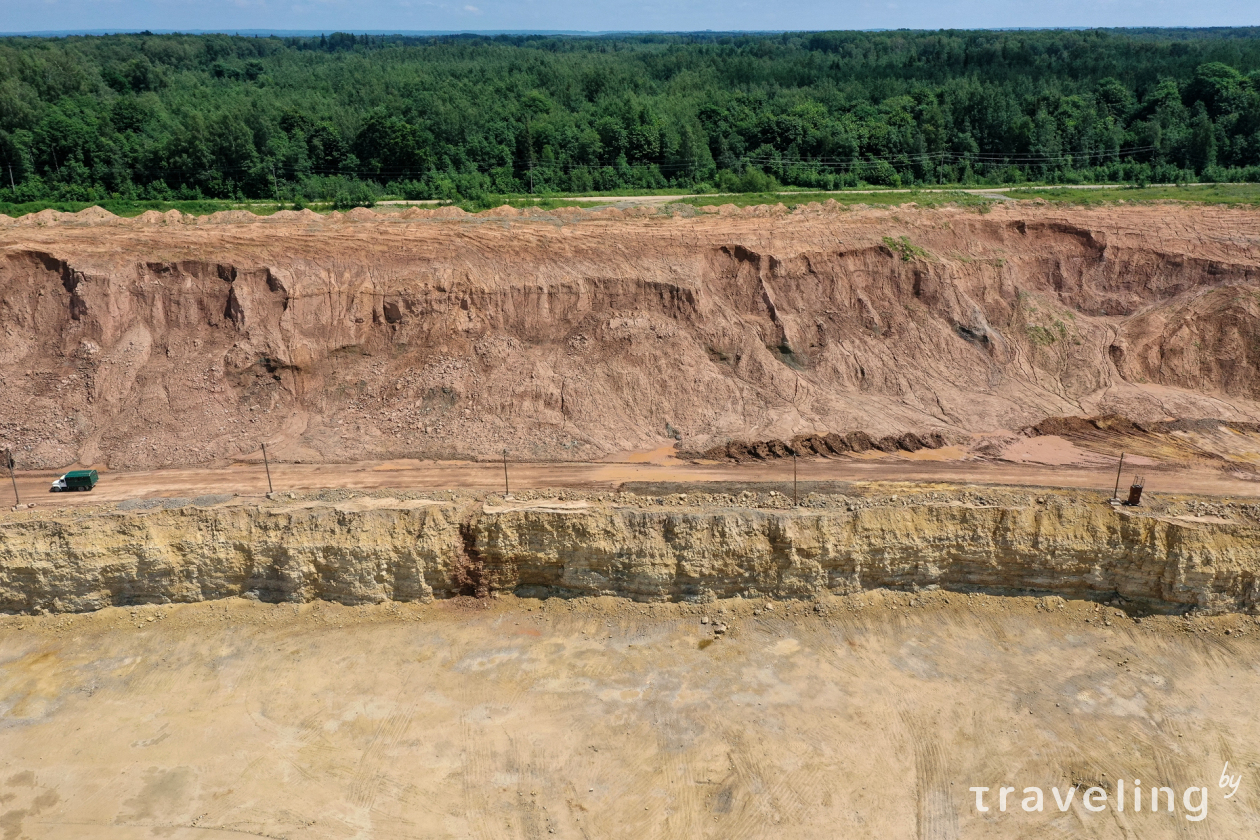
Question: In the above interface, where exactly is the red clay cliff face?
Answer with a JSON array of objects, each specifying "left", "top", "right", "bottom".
[{"left": 1, "top": 201, "right": 1258, "bottom": 470}]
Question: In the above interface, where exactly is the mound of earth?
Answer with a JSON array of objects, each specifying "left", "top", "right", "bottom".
[
  {"left": 1022, "top": 414, "right": 1260, "bottom": 473},
  {"left": 1, "top": 202, "right": 1259, "bottom": 470},
  {"left": 694, "top": 430, "right": 949, "bottom": 462}
]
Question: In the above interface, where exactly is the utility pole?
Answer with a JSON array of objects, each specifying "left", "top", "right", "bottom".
[
  {"left": 270, "top": 163, "right": 281, "bottom": 204},
  {"left": 5, "top": 448, "right": 18, "bottom": 507},
  {"left": 1111, "top": 452, "right": 1125, "bottom": 502},
  {"left": 526, "top": 118, "right": 533, "bottom": 194},
  {"left": 6, "top": 163, "right": 14, "bottom": 191},
  {"left": 502, "top": 449, "right": 510, "bottom": 496},
  {"left": 793, "top": 452, "right": 798, "bottom": 506},
  {"left": 262, "top": 443, "right": 274, "bottom": 494}
]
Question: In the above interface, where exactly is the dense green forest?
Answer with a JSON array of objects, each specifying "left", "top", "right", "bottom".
[{"left": 1, "top": 28, "right": 1259, "bottom": 205}]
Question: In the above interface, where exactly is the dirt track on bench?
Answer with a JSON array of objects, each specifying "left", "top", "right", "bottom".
[{"left": 10, "top": 448, "right": 1260, "bottom": 511}]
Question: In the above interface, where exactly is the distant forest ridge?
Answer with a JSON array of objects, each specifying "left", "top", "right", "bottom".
[
  {"left": 3, "top": 30, "right": 604, "bottom": 37},
  {"left": 1, "top": 28, "right": 1258, "bottom": 205}
]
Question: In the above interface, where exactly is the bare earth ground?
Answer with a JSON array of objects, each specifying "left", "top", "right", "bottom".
[
  {"left": 4, "top": 202, "right": 1260, "bottom": 838},
  {"left": 9, "top": 448, "right": 1260, "bottom": 513},
  {"left": 4, "top": 202, "right": 1260, "bottom": 471},
  {"left": 2, "top": 593, "right": 1259, "bottom": 839}
]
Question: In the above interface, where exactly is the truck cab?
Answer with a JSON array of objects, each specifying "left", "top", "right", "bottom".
[{"left": 50, "top": 469, "right": 99, "bottom": 492}]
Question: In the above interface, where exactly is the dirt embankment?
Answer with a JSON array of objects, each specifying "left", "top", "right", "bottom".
[
  {"left": 2, "top": 202, "right": 1260, "bottom": 471},
  {"left": 3, "top": 486, "right": 1260, "bottom": 616},
  {"left": 695, "top": 429, "right": 949, "bottom": 461}
]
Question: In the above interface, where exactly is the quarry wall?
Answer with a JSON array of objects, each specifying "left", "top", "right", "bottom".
[
  {"left": 2, "top": 490, "right": 1258, "bottom": 615},
  {"left": 3, "top": 203, "right": 1260, "bottom": 470}
]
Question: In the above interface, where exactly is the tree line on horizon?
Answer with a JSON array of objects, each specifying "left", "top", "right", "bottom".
[{"left": 0, "top": 28, "right": 1258, "bottom": 206}]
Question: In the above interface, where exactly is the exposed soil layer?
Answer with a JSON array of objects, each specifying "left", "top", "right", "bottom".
[
  {"left": 5, "top": 485, "right": 1260, "bottom": 616},
  {"left": 3, "top": 202, "right": 1260, "bottom": 470}
]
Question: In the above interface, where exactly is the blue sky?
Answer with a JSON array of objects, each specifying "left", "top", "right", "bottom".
[{"left": 4, "top": 0, "right": 1258, "bottom": 37}]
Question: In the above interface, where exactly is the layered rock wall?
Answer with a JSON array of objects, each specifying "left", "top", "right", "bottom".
[{"left": 2, "top": 493, "right": 1258, "bottom": 615}]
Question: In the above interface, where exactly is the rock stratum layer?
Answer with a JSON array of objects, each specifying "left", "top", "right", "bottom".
[
  {"left": 2, "top": 202, "right": 1260, "bottom": 469},
  {"left": 3, "top": 489, "right": 1259, "bottom": 615}
]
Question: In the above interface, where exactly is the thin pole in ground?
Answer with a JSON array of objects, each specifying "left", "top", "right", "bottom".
[
  {"left": 793, "top": 452, "right": 798, "bottom": 506},
  {"left": 262, "top": 443, "right": 274, "bottom": 494},
  {"left": 5, "top": 448, "right": 18, "bottom": 507},
  {"left": 503, "top": 449, "right": 510, "bottom": 496},
  {"left": 1112, "top": 452, "right": 1125, "bottom": 501}
]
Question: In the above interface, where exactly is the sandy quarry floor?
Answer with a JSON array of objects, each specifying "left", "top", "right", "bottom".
[{"left": 2, "top": 593, "right": 1258, "bottom": 839}]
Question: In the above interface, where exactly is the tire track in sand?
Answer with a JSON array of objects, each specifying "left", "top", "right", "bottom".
[
  {"left": 898, "top": 706, "right": 960, "bottom": 840},
  {"left": 348, "top": 700, "right": 418, "bottom": 810}
]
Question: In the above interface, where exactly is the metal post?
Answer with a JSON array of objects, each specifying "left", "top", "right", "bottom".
[
  {"left": 793, "top": 453, "right": 798, "bottom": 506},
  {"left": 503, "top": 449, "right": 510, "bottom": 496},
  {"left": 262, "top": 443, "right": 273, "bottom": 494},
  {"left": 1112, "top": 453, "right": 1125, "bottom": 501},
  {"left": 5, "top": 448, "right": 18, "bottom": 507}
]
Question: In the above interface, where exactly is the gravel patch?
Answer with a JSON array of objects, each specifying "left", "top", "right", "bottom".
[{"left": 193, "top": 494, "right": 234, "bottom": 507}]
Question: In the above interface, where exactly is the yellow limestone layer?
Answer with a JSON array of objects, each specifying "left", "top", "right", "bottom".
[{"left": 1, "top": 491, "right": 1257, "bottom": 614}]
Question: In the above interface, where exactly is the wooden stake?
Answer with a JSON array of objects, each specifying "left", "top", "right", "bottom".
[
  {"left": 262, "top": 443, "right": 274, "bottom": 494},
  {"left": 1112, "top": 452, "right": 1125, "bottom": 501},
  {"left": 793, "top": 452, "right": 798, "bottom": 506},
  {"left": 5, "top": 448, "right": 18, "bottom": 507}
]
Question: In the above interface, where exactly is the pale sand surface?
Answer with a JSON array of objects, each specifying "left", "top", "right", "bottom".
[{"left": 2, "top": 593, "right": 1258, "bottom": 839}]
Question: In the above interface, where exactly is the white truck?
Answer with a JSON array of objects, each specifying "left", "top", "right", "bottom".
[{"left": 50, "top": 469, "right": 99, "bottom": 492}]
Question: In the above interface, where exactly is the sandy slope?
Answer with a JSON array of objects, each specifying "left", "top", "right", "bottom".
[{"left": 2, "top": 201, "right": 1259, "bottom": 471}]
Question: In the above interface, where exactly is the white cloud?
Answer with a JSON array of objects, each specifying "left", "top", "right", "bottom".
[{"left": 464, "top": 3, "right": 481, "bottom": 11}]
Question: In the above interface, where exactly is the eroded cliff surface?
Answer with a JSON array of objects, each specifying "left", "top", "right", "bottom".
[
  {"left": 3, "top": 488, "right": 1258, "bottom": 615},
  {"left": 2, "top": 202, "right": 1259, "bottom": 469}
]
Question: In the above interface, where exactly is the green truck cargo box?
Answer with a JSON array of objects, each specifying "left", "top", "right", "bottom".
[{"left": 51, "top": 469, "right": 99, "bottom": 492}]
